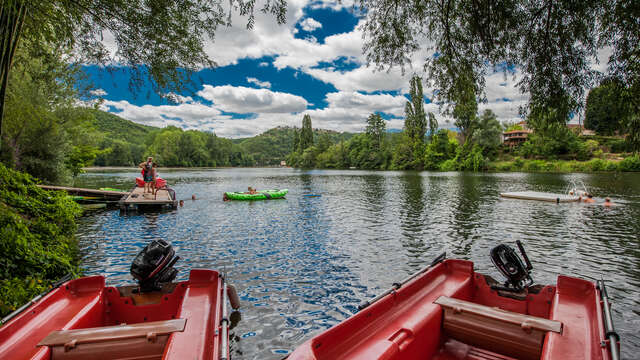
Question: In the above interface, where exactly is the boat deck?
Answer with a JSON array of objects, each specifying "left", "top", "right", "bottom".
[
  {"left": 500, "top": 191, "right": 579, "bottom": 203},
  {"left": 119, "top": 186, "right": 177, "bottom": 210}
]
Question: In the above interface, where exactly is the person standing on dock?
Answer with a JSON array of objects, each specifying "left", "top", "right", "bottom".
[{"left": 139, "top": 157, "right": 154, "bottom": 194}]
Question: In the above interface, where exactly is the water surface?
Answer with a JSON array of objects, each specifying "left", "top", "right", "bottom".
[{"left": 74, "top": 168, "right": 640, "bottom": 359}]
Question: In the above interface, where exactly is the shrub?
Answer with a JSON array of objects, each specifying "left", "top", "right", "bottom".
[
  {"left": 618, "top": 155, "right": 640, "bottom": 172},
  {"left": 587, "top": 158, "right": 606, "bottom": 171},
  {"left": 439, "top": 159, "right": 459, "bottom": 171},
  {"left": 513, "top": 157, "right": 524, "bottom": 168},
  {"left": 0, "top": 164, "right": 81, "bottom": 317}
]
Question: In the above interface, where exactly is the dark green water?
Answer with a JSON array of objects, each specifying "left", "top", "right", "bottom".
[{"left": 74, "top": 168, "right": 640, "bottom": 359}]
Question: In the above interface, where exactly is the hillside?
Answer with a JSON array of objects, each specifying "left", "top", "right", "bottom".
[
  {"left": 89, "top": 111, "right": 356, "bottom": 166},
  {"left": 236, "top": 126, "right": 355, "bottom": 165},
  {"left": 91, "top": 109, "right": 156, "bottom": 144}
]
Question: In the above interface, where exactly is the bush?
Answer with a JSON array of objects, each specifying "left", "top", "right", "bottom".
[
  {"left": 439, "top": 159, "right": 458, "bottom": 171},
  {"left": 610, "top": 139, "right": 630, "bottom": 153},
  {"left": 587, "top": 158, "right": 606, "bottom": 171},
  {"left": 0, "top": 164, "right": 81, "bottom": 317},
  {"left": 513, "top": 157, "right": 524, "bottom": 168},
  {"left": 618, "top": 155, "right": 640, "bottom": 172}
]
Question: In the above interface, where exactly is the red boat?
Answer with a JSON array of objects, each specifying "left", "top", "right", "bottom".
[
  {"left": 289, "top": 242, "right": 620, "bottom": 360},
  {"left": 0, "top": 240, "right": 240, "bottom": 360}
]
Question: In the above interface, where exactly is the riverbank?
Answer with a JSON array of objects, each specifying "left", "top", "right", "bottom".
[
  {"left": 0, "top": 164, "right": 82, "bottom": 318},
  {"left": 487, "top": 155, "right": 640, "bottom": 173}
]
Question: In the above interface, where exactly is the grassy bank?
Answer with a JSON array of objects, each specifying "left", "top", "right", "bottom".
[
  {"left": 0, "top": 164, "right": 82, "bottom": 318},
  {"left": 488, "top": 155, "right": 640, "bottom": 172}
]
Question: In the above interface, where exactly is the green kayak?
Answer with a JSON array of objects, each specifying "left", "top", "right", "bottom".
[{"left": 224, "top": 189, "right": 288, "bottom": 200}]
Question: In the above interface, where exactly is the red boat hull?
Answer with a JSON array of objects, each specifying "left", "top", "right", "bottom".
[
  {"left": 288, "top": 259, "right": 614, "bottom": 360},
  {"left": 0, "top": 269, "right": 226, "bottom": 360}
]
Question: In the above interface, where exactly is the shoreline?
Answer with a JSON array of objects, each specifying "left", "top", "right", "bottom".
[{"left": 83, "top": 156, "right": 640, "bottom": 173}]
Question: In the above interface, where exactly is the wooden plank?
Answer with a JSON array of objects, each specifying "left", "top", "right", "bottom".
[
  {"left": 500, "top": 191, "right": 579, "bottom": 203},
  {"left": 120, "top": 186, "right": 176, "bottom": 206},
  {"left": 38, "top": 185, "right": 128, "bottom": 200}
]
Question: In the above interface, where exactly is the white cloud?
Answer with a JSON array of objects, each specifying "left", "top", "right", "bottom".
[
  {"left": 165, "top": 92, "right": 194, "bottom": 104},
  {"left": 300, "top": 18, "right": 322, "bottom": 32},
  {"left": 246, "top": 77, "right": 272, "bottom": 88},
  {"left": 197, "top": 85, "right": 308, "bottom": 113},
  {"left": 90, "top": 88, "right": 107, "bottom": 96}
]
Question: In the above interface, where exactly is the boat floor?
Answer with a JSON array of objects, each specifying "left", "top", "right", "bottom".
[{"left": 500, "top": 191, "right": 579, "bottom": 202}]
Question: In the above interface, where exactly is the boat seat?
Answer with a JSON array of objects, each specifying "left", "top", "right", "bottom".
[
  {"left": 37, "top": 319, "right": 185, "bottom": 360},
  {"left": 434, "top": 296, "right": 562, "bottom": 360}
]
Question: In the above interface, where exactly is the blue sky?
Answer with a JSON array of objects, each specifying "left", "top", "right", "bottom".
[{"left": 84, "top": 1, "right": 530, "bottom": 138}]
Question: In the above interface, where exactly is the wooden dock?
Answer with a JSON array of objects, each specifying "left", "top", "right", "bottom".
[
  {"left": 500, "top": 191, "right": 580, "bottom": 203},
  {"left": 118, "top": 186, "right": 177, "bottom": 210},
  {"left": 38, "top": 185, "right": 127, "bottom": 201}
]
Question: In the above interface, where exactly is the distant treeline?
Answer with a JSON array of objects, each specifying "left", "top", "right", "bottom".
[{"left": 287, "top": 75, "right": 640, "bottom": 172}]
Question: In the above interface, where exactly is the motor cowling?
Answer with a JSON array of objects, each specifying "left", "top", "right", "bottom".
[
  {"left": 490, "top": 241, "right": 533, "bottom": 291},
  {"left": 131, "top": 240, "right": 179, "bottom": 292}
]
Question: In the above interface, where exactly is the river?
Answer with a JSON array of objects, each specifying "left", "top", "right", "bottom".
[{"left": 74, "top": 168, "right": 640, "bottom": 359}]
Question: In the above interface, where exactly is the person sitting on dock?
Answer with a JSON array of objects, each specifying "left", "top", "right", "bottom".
[
  {"left": 583, "top": 194, "right": 595, "bottom": 203},
  {"left": 138, "top": 157, "right": 154, "bottom": 194}
]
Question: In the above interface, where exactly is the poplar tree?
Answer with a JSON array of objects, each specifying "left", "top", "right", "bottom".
[
  {"left": 404, "top": 75, "right": 427, "bottom": 146},
  {"left": 299, "top": 114, "right": 314, "bottom": 150}
]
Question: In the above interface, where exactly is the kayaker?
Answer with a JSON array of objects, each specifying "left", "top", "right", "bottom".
[
  {"left": 583, "top": 194, "right": 595, "bottom": 203},
  {"left": 248, "top": 186, "right": 257, "bottom": 194},
  {"left": 138, "top": 157, "right": 154, "bottom": 194}
]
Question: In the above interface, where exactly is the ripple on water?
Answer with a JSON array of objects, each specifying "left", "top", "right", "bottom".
[{"left": 75, "top": 169, "right": 640, "bottom": 359}]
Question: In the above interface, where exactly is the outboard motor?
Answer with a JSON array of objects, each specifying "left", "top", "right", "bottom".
[
  {"left": 131, "top": 240, "right": 179, "bottom": 293},
  {"left": 490, "top": 240, "right": 533, "bottom": 291}
]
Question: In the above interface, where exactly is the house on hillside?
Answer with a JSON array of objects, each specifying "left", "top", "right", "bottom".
[{"left": 502, "top": 121, "right": 532, "bottom": 147}]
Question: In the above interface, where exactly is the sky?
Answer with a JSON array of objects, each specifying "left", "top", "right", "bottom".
[{"left": 83, "top": 0, "right": 608, "bottom": 139}]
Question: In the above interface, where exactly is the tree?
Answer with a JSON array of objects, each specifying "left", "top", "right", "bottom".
[
  {"left": 365, "top": 113, "right": 386, "bottom": 150},
  {"left": 404, "top": 75, "right": 427, "bottom": 146},
  {"left": 360, "top": 0, "right": 632, "bottom": 127},
  {"left": 299, "top": 114, "right": 314, "bottom": 151},
  {"left": 585, "top": 79, "right": 628, "bottom": 135},
  {"left": 474, "top": 110, "right": 502, "bottom": 153},
  {"left": 452, "top": 72, "right": 478, "bottom": 144},
  {"left": 0, "top": 0, "right": 288, "bottom": 143},
  {"left": 292, "top": 127, "right": 300, "bottom": 152},
  {"left": 427, "top": 112, "right": 438, "bottom": 142}
]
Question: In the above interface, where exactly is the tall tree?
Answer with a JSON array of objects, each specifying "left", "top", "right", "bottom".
[
  {"left": 299, "top": 114, "right": 314, "bottom": 150},
  {"left": 427, "top": 112, "right": 438, "bottom": 141},
  {"left": 0, "top": 0, "right": 288, "bottom": 143},
  {"left": 365, "top": 113, "right": 386, "bottom": 150},
  {"left": 452, "top": 72, "right": 478, "bottom": 143},
  {"left": 404, "top": 75, "right": 427, "bottom": 145},
  {"left": 474, "top": 109, "right": 502, "bottom": 152},
  {"left": 292, "top": 127, "right": 300, "bottom": 152}
]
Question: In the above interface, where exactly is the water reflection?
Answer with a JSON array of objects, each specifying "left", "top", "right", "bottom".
[{"left": 74, "top": 168, "right": 640, "bottom": 359}]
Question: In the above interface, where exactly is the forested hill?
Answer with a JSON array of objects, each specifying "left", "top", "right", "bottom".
[
  {"left": 235, "top": 127, "right": 354, "bottom": 165},
  {"left": 90, "top": 110, "right": 354, "bottom": 167},
  {"left": 91, "top": 109, "right": 156, "bottom": 144}
]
